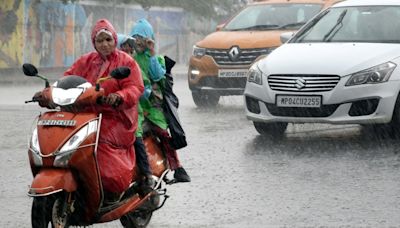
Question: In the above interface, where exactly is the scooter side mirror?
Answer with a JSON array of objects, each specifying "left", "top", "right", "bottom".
[
  {"left": 95, "top": 67, "right": 131, "bottom": 91},
  {"left": 22, "top": 63, "right": 38, "bottom": 77},
  {"left": 22, "top": 63, "right": 50, "bottom": 87},
  {"left": 110, "top": 67, "right": 130, "bottom": 80}
]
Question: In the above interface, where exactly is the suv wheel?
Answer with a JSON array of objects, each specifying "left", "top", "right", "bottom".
[
  {"left": 253, "top": 122, "right": 288, "bottom": 137},
  {"left": 192, "top": 91, "right": 220, "bottom": 108}
]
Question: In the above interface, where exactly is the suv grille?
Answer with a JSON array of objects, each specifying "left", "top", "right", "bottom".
[
  {"left": 198, "top": 76, "right": 247, "bottom": 89},
  {"left": 206, "top": 48, "right": 271, "bottom": 66},
  {"left": 268, "top": 75, "right": 340, "bottom": 92}
]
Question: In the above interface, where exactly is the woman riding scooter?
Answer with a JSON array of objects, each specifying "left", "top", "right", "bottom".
[{"left": 34, "top": 18, "right": 144, "bottom": 202}]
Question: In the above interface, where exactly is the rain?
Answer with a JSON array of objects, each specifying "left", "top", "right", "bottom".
[{"left": 1, "top": 0, "right": 400, "bottom": 227}]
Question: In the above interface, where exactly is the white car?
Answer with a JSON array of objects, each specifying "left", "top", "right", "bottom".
[{"left": 244, "top": 0, "right": 400, "bottom": 136}]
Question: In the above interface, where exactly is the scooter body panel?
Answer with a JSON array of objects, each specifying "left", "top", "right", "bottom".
[
  {"left": 98, "top": 194, "right": 150, "bottom": 223},
  {"left": 144, "top": 136, "right": 168, "bottom": 177},
  {"left": 28, "top": 168, "right": 77, "bottom": 196},
  {"left": 29, "top": 111, "right": 103, "bottom": 222},
  {"left": 37, "top": 111, "right": 98, "bottom": 156}
]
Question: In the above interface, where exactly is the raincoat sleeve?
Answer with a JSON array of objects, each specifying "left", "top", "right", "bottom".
[
  {"left": 142, "top": 85, "right": 152, "bottom": 100},
  {"left": 64, "top": 55, "right": 88, "bottom": 77},
  {"left": 140, "top": 67, "right": 152, "bottom": 100},
  {"left": 148, "top": 55, "right": 166, "bottom": 82},
  {"left": 115, "top": 60, "right": 144, "bottom": 109}
]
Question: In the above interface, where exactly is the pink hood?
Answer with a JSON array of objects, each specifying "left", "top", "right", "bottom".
[{"left": 91, "top": 19, "right": 118, "bottom": 51}]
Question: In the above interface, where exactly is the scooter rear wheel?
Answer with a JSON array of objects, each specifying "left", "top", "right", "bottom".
[{"left": 120, "top": 210, "right": 153, "bottom": 228}]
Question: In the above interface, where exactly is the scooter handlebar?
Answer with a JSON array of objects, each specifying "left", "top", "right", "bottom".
[{"left": 25, "top": 99, "right": 37, "bottom": 104}]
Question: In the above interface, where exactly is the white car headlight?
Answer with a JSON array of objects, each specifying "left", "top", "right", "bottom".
[
  {"left": 247, "top": 67, "right": 263, "bottom": 85},
  {"left": 53, "top": 120, "right": 98, "bottom": 167},
  {"left": 29, "top": 127, "right": 42, "bottom": 166},
  {"left": 346, "top": 62, "right": 396, "bottom": 86},
  {"left": 192, "top": 45, "right": 206, "bottom": 58}
]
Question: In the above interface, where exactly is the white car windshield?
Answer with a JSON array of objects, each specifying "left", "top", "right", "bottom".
[
  {"left": 223, "top": 3, "right": 322, "bottom": 31},
  {"left": 293, "top": 6, "right": 400, "bottom": 43},
  {"left": 52, "top": 82, "right": 92, "bottom": 106}
]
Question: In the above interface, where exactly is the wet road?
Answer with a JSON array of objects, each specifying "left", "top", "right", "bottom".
[{"left": 1, "top": 76, "right": 400, "bottom": 227}]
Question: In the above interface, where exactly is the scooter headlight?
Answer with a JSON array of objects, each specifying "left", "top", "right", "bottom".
[
  {"left": 52, "top": 82, "right": 92, "bottom": 106},
  {"left": 53, "top": 120, "right": 98, "bottom": 167},
  {"left": 29, "top": 127, "right": 42, "bottom": 166}
]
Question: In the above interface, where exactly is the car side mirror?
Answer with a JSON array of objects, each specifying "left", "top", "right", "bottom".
[
  {"left": 280, "top": 32, "right": 295, "bottom": 43},
  {"left": 216, "top": 23, "right": 225, "bottom": 31}
]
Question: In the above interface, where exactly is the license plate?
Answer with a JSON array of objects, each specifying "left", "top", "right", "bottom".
[
  {"left": 276, "top": 95, "right": 322, "bottom": 108},
  {"left": 37, "top": 119, "right": 77, "bottom": 126},
  {"left": 218, "top": 69, "right": 248, "bottom": 78}
]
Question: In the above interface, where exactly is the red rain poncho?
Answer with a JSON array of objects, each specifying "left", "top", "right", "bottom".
[{"left": 64, "top": 19, "right": 144, "bottom": 193}]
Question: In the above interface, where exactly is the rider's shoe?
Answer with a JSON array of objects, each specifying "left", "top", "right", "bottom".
[{"left": 173, "top": 167, "right": 191, "bottom": 183}]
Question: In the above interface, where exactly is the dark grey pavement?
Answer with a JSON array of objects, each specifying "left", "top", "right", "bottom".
[{"left": 1, "top": 68, "right": 400, "bottom": 227}]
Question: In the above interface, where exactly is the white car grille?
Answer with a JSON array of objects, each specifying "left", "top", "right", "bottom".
[{"left": 268, "top": 75, "right": 340, "bottom": 92}]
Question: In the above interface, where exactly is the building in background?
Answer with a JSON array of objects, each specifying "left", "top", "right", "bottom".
[{"left": 0, "top": 0, "right": 216, "bottom": 69}]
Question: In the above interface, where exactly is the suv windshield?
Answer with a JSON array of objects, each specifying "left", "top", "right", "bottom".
[
  {"left": 224, "top": 3, "right": 323, "bottom": 31},
  {"left": 293, "top": 6, "right": 400, "bottom": 43}
]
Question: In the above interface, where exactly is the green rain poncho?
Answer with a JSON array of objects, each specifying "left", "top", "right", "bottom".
[{"left": 131, "top": 19, "right": 167, "bottom": 137}]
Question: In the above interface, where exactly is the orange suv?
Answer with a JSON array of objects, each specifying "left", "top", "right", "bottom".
[{"left": 188, "top": 0, "right": 341, "bottom": 107}]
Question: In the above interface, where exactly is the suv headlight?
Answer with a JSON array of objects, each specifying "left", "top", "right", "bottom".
[
  {"left": 346, "top": 62, "right": 396, "bottom": 86},
  {"left": 247, "top": 67, "right": 263, "bottom": 85},
  {"left": 192, "top": 45, "right": 206, "bottom": 58},
  {"left": 53, "top": 120, "right": 98, "bottom": 167}
]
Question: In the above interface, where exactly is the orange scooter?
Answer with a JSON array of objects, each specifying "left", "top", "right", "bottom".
[{"left": 23, "top": 63, "right": 172, "bottom": 228}]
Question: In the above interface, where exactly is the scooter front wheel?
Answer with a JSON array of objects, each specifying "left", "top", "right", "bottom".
[
  {"left": 120, "top": 210, "right": 153, "bottom": 228},
  {"left": 31, "top": 193, "right": 71, "bottom": 228},
  {"left": 51, "top": 194, "right": 71, "bottom": 228},
  {"left": 31, "top": 195, "right": 55, "bottom": 228}
]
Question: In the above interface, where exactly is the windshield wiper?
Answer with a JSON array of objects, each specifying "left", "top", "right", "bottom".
[
  {"left": 229, "top": 24, "right": 280, "bottom": 31},
  {"left": 278, "top": 22, "right": 306, "bottom": 29},
  {"left": 322, "top": 9, "right": 348, "bottom": 42},
  {"left": 294, "top": 10, "right": 330, "bottom": 43}
]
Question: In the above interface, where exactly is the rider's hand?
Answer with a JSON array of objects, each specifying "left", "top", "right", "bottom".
[
  {"left": 104, "top": 93, "right": 123, "bottom": 108},
  {"left": 33, "top": 91, "right": 57, "bottom": 109},
  {"left": 32, "top": 91, "right": 43, "bottom": 103},
  {"left": 146, "top": 38, "right": 155, "bottom": 56}
]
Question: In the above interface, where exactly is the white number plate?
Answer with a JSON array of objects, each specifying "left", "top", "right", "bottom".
[
  {"left": 276, "top": 95, "right": 322, "bottom": 108},
  {"left": 37, "top": 119, "right": 77, "bottom": 126},
  {"left": 218, "top": 69, "right": 248, "bottom": 78}
]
